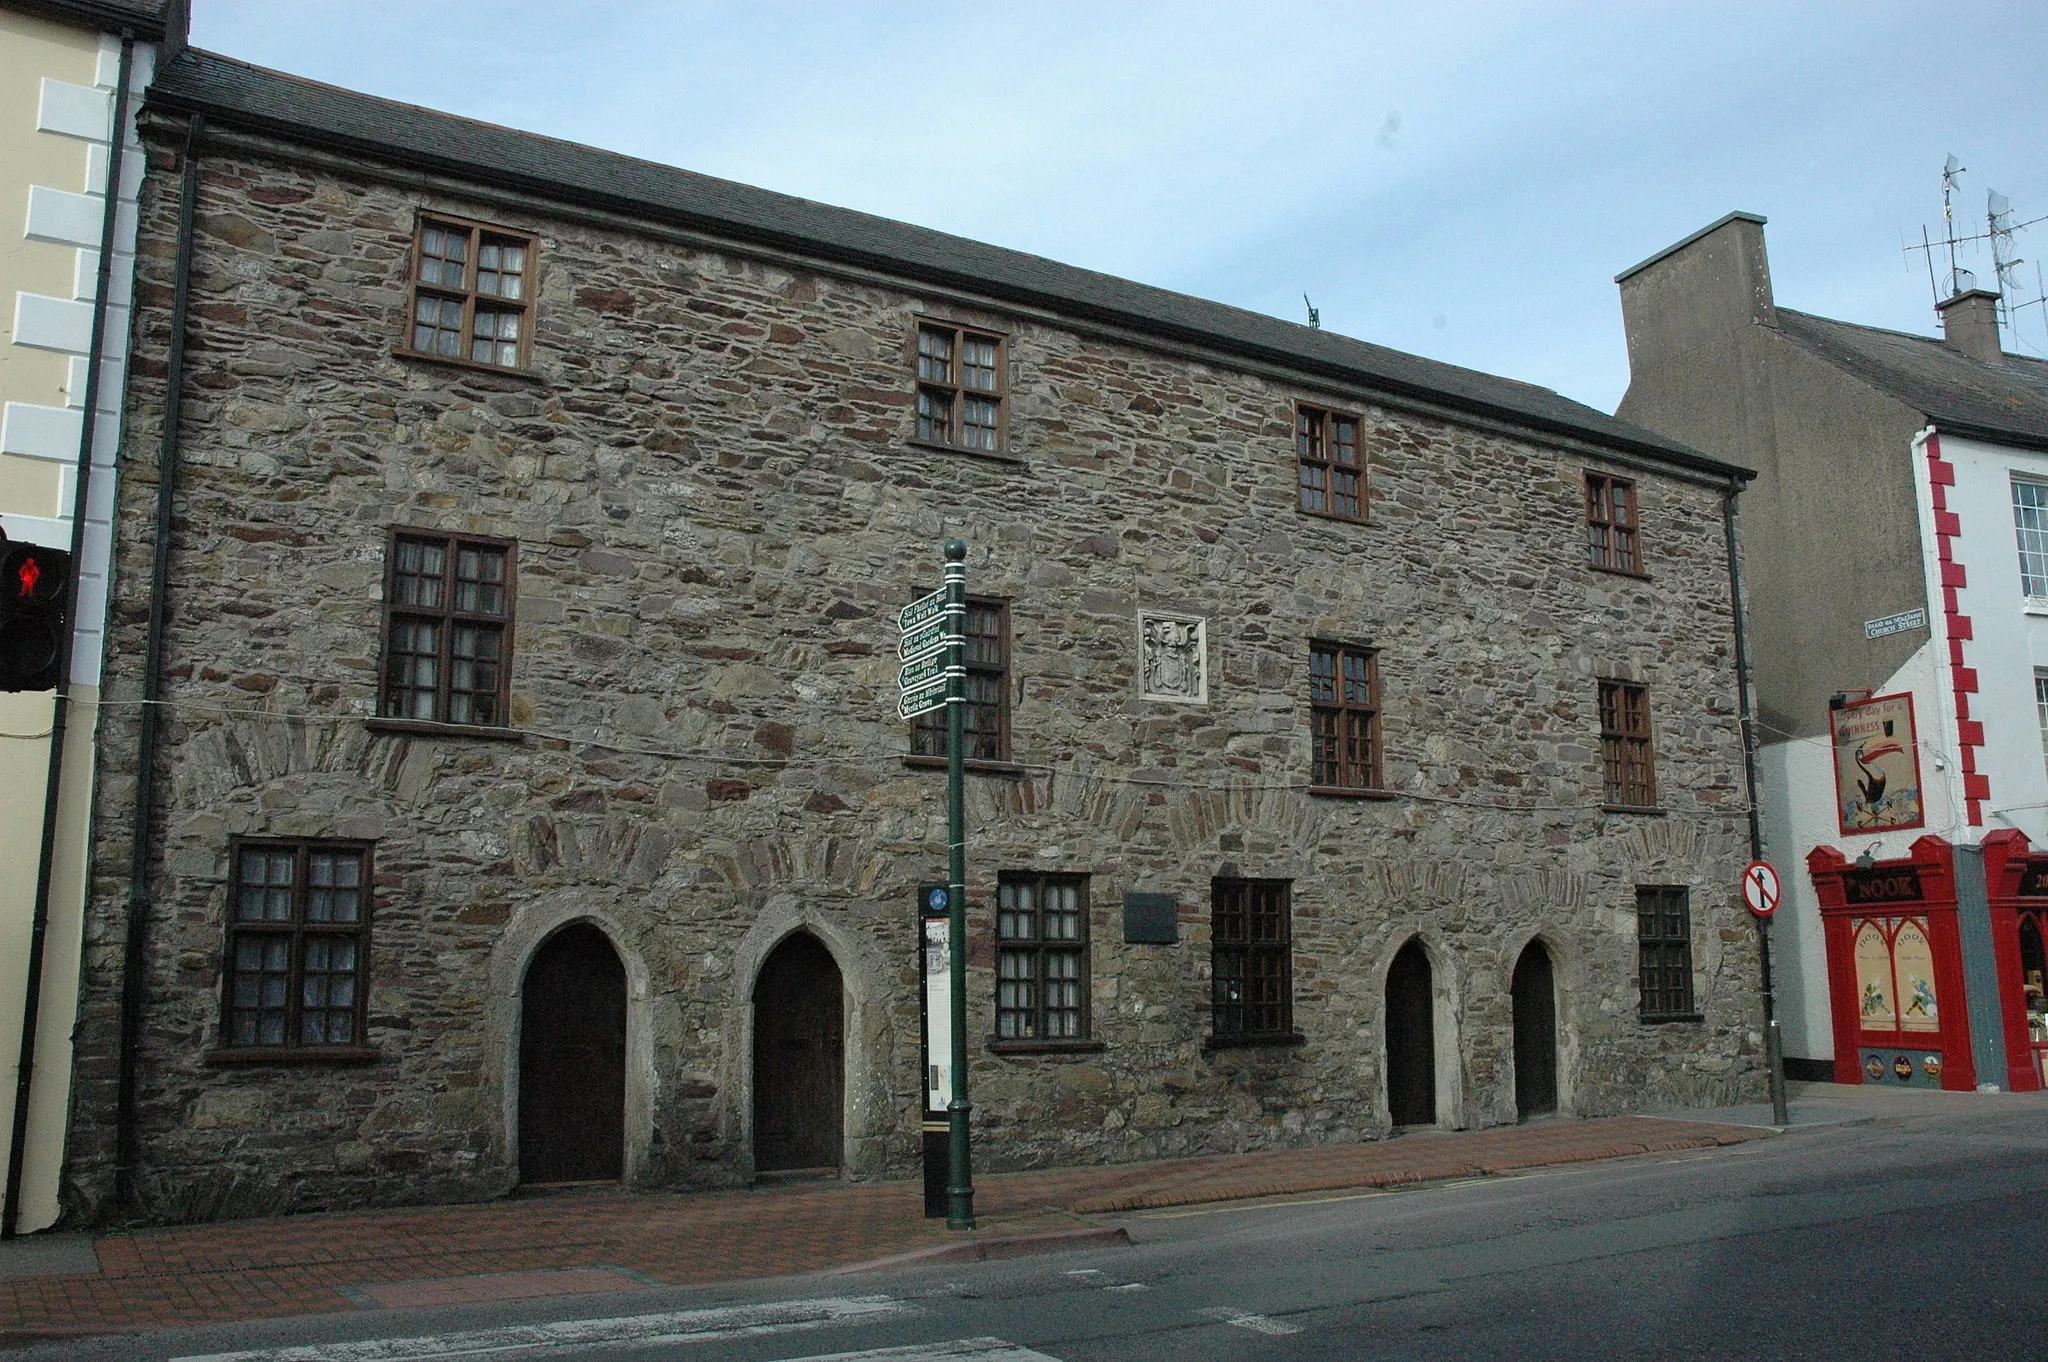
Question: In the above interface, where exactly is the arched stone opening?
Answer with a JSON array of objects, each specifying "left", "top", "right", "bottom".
[
  {"left": 1386, "top": 938, "right": 1437, "bottom": 1127},
  {"left": 751, "top": 932, "right": 845, "bottom": 1173},
  {"left": 518, "top": 922, "right": 627, "bottom": 1183},
  {"left": 1511, "top": 939, "right": 1559, "bottom": 1120}
]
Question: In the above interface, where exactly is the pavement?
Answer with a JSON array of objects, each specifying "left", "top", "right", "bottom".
[{"left": 0, "top": 1087, "right": 1911, "bottom": 1346}]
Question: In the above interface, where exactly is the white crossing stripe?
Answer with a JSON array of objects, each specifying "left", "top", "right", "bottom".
[
  {"left": 1198, "top": 1305, "right": 1303, "bottom": 1336},
  {"left": 769, "top": 1340, "right": 1064, "bottom": 1362},
  {"left": 171, "top": 1294, "right": 911, "bottom": 1361}
]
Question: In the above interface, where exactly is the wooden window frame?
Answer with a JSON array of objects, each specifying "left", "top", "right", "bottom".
[
  {"left": 1296, "top": 404, "right": 1365, "bottom": 522},
  {"left": 1636, "top": 885, "right": 1698, "bottom": 1021},
  {"left": 377, "top": 528, "right": 517, "bottom": 731},
  {"left": 1598, "top": 679, "right": 1657, "bottom": 809},
  {"left": 1585, "top": 472, "right": 1644, "bottom": 575},
  {"left": 992, "top": 872, "right": 1093, "bottom": 1048},
  {"left": 214, "top": 839, "right": 374, "bottom": 1059},
  {"left": 1209, "top": 877, "right": 1299, "bottom": 1046},
  {"left": 399, "top": 213, "right": 538, "bottom": 373},
  {"left": 912, "top": 597, "right": 1009, "bottom": 762},
  {"left": 911, "top": 321, "right": 1007, "bottom": 455},
  {"left": 1309, "top": 641, "right": 1383, "bottom": 793}
]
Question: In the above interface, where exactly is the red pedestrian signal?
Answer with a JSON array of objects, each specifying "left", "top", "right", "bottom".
[{"left": 0, "top": 540, "right": 71, "bottom": 692}]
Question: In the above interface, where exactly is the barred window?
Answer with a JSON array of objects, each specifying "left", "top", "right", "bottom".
[
  {"left": 996, "top": 874, "right": 1088, "bottom": 1042},
  {"left": 912, "top": 598, "right": 1008, "bottom": 761},
  {"left": 1586, "top": 473, "right": 1641, "bottom": 574},
  {"left": 1310, "top": 642, "right": 1381, "bottom": 791},
  {"left": 2014, "top": 478, "right": 2048, "bottom": 598},
  {"left": 1297, "top": 405, "right": 1363, "bottom": 520},
  {"left": 914, "top": 323, "right": 1004, "bottom": 453},
  {"left": 380, "top": 530, "right": 515, "bottom": 728},
  {"left": 222, "top": 841, "right": 371, "bottom": 1051},
  {"left": 1211, "top": 878, "right": 1293, "bottom": 1041},
  {"left": 1637, "top": 885, "right": 1696, "bottom": 1020},
  {"left": 1599, "top": 680, "right": 1657, "bottom": 808},
  {"left": 404, "top": 216, "right": 535, "bottom": 370}
]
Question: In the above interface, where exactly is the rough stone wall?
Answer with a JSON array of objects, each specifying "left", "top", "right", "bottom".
[{"left": 68, "top": 124, "right": 1766, "bottom": 1223}]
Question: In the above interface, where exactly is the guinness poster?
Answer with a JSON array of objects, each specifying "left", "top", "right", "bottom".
[{"left": 1830, "top": 693, "right": 1925, "bottom": 836}]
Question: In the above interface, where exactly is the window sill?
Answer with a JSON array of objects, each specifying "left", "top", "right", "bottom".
[
  {"left": 988, "top": 1038, "right": 1107, "bottom": 1056},
  {"left": 1638, "top": 1013, "right": 1704, "bottom": 1026},
  {"left": 1309, "top": 785, "right": 1399, "bottom": 800},
  {"left": 367, "top": 717, "right": 526, "bottom": 743},
  {"left": 1204, "top": 1031, "right": 1306, "bottom": 1052},
  {"left": 902, "top": 755, "right": 1029, "bottom": 777},
  {"left": 1589, "top": 563, "right": 1652, "bottom": 581},
  {"left": 2024, "top": 598, "right": 2048, "bottom": 617},
  {"left": 391, "top": 347, "right": 546, "bottom": 384},
  {"left": 904, "top": 436, "right": 1025, "bottom": 466},
  {"left": 1296, "top": 507, "right": 1369, "bottom": 527},
  {"left": 205, "top": 1046, "right": 382, "bottom": 1067},
  {"left": 1601, "top": 803, "right": 1666, "bottom": 816}
]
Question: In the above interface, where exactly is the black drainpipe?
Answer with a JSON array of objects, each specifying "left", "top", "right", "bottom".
[
  {"left": 3, "top": 35, "right": 135, "bottom": 1242},
  {"left": 114, "top": 112, "right": 204, "bottom": 1216}
]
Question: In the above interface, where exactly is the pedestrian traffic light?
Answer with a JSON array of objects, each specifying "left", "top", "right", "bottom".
[{"left": 0, "top": 538, "right": 70, "bottom": 692}]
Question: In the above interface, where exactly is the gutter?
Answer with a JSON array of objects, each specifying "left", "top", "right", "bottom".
[
  {"left": 113, "top": 111, "right": 203, "bottom": 1217},
  {"left": 3, "top": 34, "right": 134, "bottom": 1242}
]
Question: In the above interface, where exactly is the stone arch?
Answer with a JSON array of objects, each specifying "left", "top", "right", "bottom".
[
  {"left": 725, "top": 899, "right": 894, "bottom": 1179},
  {"left": 1371, "top": 929, "right": 1465, "bottom": 1132},
  {"left": 489, "top": 904, "right": 656, "bottom": 1190},
  {"left": 1502, "top": 927, "right": 1579, "bottom": 1119}
]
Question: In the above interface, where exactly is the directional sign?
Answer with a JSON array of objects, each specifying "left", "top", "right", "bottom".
[
  {"left": 898, "top": 652, "right": 949, "bottom": 692},
  {"left": 900, "top": 616, "right": 951, "bottom": 662},
  {"left": 1742, "top": 859, "right": 1782, "bottom": 919},
  {"left": 898, "top": 678, "right": 948, "bottom": 720},
  {"left": 899, "top": 588, "right": 948, "bottom": 634}
]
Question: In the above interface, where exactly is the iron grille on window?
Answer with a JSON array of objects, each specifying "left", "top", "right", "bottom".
[
  {"left": 223, "top": 841, "right": 370, "bottom": 1049},
  {"left": 996, "top": 874, "right": 1088, "bottom": 1041},
  {"left": 1297, "top": 405, "right": 1363, "bottom": 520},
  {"left": 1212, "top": 878, "right": 1293, "bottom": 1040},
  {"left": 915, "top": 323, "right": 1004, "bottom": 452},
  {"left": 380, "top": 530, "right": 514, "bottom": 727},
  {"left": 1636, "top": 885, "right": 1695, "bottom": 1019},
  {"left": 405, "top": 216, "right": 535, "bottom": 370},
  {"left": 2014, "top": 479, "right": 2048, "bottom": 598},
  {"left": 1598, "top": 680, "right": 1656, "bottom": 807},
  {"left": 1310, "top": 642, "right": 1381, "bottom": 790},
  {"left": 1585, "top": 473, "right": 1641, "bottom": 573},
  {"left": 912, "top": 599, "right": 1008, "bottom": 761}
]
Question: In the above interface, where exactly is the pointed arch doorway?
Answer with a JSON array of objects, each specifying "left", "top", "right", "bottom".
[
  {"left": 753, "top": 933, "right": 845, "bottom": 1173},
  {"left": 1512, "top": 941, "right": 1559, "bottom": 1120},
  {"left": 1386, "top": 939, "right": 1436, "bottom": 1127},
  {"left": 518, "top": 923, "right": 627, "bottom": 1184}
]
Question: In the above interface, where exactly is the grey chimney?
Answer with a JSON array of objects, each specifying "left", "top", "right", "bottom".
[{"left": 1937, "top": 288, "right": 2004, "bottom": 364}]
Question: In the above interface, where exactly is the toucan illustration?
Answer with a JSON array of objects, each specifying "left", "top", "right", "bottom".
[{"left": 1853, "top": 739, "right": 1905, "bottom": 811}]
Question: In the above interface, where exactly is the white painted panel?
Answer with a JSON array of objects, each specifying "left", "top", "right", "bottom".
[
  {"left": 90, "top": 412, "right": 121, "bottom": 465},
  {"left": 82, "top": 464, "right": 117, "bottom": 523},
  {"left": 66, "top": 356, "right": 88, "bottom": 408},
  {"left": 1, "top": 402, "right": 83, "bottom": 463},
  {"left": 84, "top": 142, "right": 147, "bottom": 202},
  {"left": 13, "top": 293, "right": 95, "bottom": 354},
  {"left": 24, "top": 186, "right": 102, "bottom": 250},
  {"left": 55, "top": 464, "right": 74, "bottom": 516},
  {"left": 95, "top": 34, "right": 121, "bottom": 90},
  {"left": 36, "top": 79, "right": 111, "bottom": 142},
  {"left": 78, "top": 517, "right": 111, "bottom": 575},
  {"left": 0, "top": 514, "right": 70, "bottom": 550}
]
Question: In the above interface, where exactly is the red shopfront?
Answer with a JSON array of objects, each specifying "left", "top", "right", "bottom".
[{"left": 1979, "top": 830, "right": 2048, "bottom": 1090}]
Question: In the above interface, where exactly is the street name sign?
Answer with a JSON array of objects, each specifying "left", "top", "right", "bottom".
[
  {"left": 1742, "top": 859, "right": 1781, "bottom": 918},
  {"left": 899, "top": 589, "right": 947, "bottom": 633},
  {"left": 898, "top": 652, "right": 948, "bottom": 692},
  {"left": 900, "top": 617, "right": 949, "bottom": 662},
  {"left": 1865, "top": 608, "right": 1926, "bottom": 641},
  {"left": 898, "top": 678, "right": 948, "bottom": 720}
]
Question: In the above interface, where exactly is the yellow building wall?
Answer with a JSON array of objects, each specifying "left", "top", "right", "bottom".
[{"left": 0, "top": 7, "right": 113, "bottom": 1235}]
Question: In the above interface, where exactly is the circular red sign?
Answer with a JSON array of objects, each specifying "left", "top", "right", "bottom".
[{"left": 1742, "top": 859, "right": 1782, "bottom": 918}]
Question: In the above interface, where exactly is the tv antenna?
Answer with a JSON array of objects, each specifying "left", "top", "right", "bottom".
[
  {"left": 1303, "top": 294, "right": 1321, "bottom": 330},
  {"left": 1903, "top": 154, "right": 2046, "bottom": 342}
]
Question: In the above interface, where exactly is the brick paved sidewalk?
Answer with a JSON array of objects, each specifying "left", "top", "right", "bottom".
[{"left": 0, "top": 1113, "right": 1764, "bottom": 1340}]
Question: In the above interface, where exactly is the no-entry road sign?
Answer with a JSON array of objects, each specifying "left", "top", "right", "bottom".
[{"left": 1742, "top": 859, "right": 1782, "bottom": 918}]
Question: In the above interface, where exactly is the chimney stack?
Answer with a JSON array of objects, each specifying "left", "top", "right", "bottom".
[{"left": 1937, "top": 289, "right": 2004, "bottom": 364}]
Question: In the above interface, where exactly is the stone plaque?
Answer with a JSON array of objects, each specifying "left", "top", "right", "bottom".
[
  {"left": 1124, "top": 892, "right": 1179, "bottom": 944},
  {"left": 1138, "top": 612, "right": 1206, "bottom": 703}
]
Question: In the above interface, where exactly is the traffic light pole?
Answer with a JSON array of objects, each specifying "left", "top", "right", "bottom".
[{"left": 943, "top": 539, "right": 974, "bottom": 1231}]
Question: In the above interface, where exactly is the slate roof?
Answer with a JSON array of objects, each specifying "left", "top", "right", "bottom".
[
  {"left": 2, "top": 0, "right": 172, "bottom": 38},
  {"left": 142, "top": 48, "right": 1745, "bottom": 480},
  {"left": 1773, "top": 309, "right": 2048, "bottom": 452}
]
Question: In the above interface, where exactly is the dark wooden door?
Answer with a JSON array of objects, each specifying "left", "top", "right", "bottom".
[
  {"left": 753, "top": 934, "right": 844, "bottom": 1171},
  {"left": 1386, "top": 939, "right": 1436, "bottom": 1127},
  {"left": 519, "top": 924, "right": 626, "bottom": 1184},
  {"left": 1512, "top": 942, "right": 1559, "bottom": 1120}
]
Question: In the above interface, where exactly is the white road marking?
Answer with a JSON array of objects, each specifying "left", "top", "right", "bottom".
[
  {"left": 1198, "top": 1306, "right": 1303, "bottom": 1336},
  {"left": 1104, "top": 1282, "right": 1149, "bottom": 1292},
  {"left": 1139, "top": 1189, "right": 1390, "bottom": 1220},
  {"left": 768, "top": 1340, "right": 1064, "bottom": 1361},
  {"left": 171, "top": 1294, "right": 912, "bottom": 1362},
  {"left": 1060, "top": 1269, "right": 1102, "bottom": 1276}
]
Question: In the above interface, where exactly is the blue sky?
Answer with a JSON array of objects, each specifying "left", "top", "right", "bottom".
[{"left": 189, "top": 1, "right": 2048, "bottom": 412}]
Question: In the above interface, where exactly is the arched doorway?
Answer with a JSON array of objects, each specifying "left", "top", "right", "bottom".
[
  {"left": 519, "top": 923, "right": 626, "bottom": 1184},
  {"left": 753, "top": 933, "right": 844, "bottom": 1172},
  {"left": 1386, "top": 939, "right": 1436, "bottom": 1127},
  {"left": 1512, "top": 941, "right": 1559, "bottom": 1120}
]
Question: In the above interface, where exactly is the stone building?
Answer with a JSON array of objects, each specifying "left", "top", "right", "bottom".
[{"left": 66, "top": 48, "right": 1765, "bottom": 1223}]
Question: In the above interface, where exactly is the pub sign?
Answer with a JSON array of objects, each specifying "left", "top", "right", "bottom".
[{"left": 1830, "top": 692, "right": 1925, "bottom": 836}]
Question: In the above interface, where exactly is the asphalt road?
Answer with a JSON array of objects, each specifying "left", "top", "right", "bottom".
[{"left": 38, "top": 1088, "right": 2048, "bottom": 1361}]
